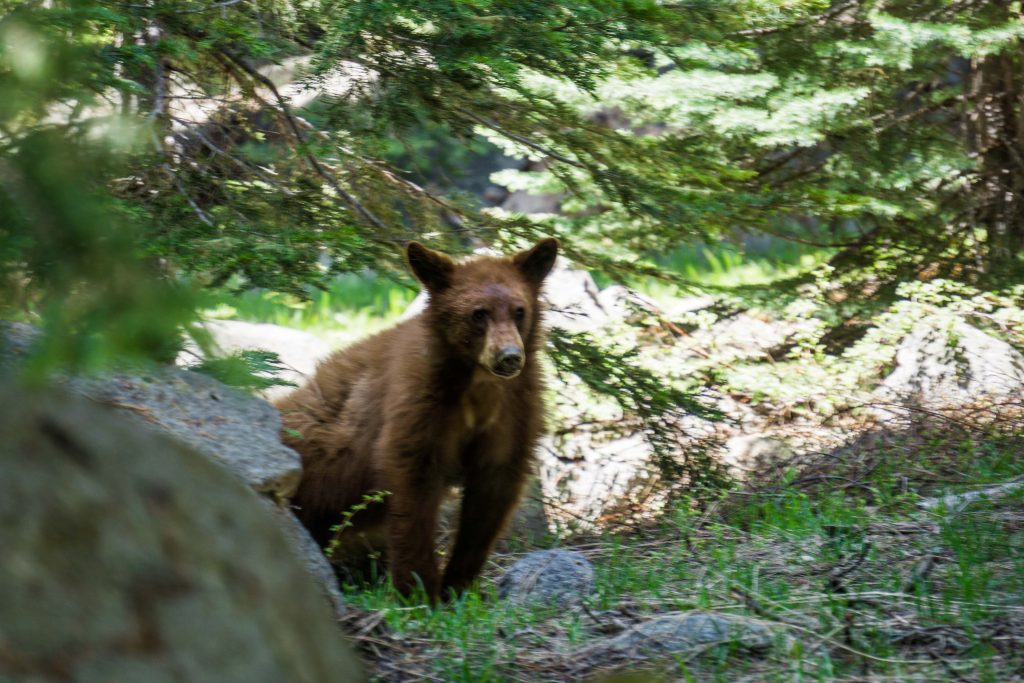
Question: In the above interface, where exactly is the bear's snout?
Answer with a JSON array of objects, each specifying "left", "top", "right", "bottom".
[{"left": 493, "top": 345, "right": 524, "bottom": 378}]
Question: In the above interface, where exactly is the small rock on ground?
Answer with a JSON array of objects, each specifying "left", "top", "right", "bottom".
[
  {"left": 497, "top": 549, "right": 595, "bottom": 608},
  {"left": 602, "top": 612, "right": 777, "bottom": 654},
  {"left": 573, "top": 611, "right": 781, "bottom": 673}
]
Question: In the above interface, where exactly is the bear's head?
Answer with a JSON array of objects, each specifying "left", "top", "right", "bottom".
[{"left": 406, "top": 238, "right": 559, "bottom": 379}]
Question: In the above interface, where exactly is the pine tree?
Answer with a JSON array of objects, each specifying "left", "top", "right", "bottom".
[
  {"left": 2, "top": 1, "right": 1021, "bottom": 485},
  {"left": 5, "top": 1, "right": 1020, "bottom": 304},
  {"left": 489, "top": 1, "right": 1024, "bottom": 283}
]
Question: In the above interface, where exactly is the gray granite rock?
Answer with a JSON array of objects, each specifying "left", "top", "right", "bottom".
[
  {"left": 723, "top": 433, "right": 796, "bottom": 476},
  {"left": 402, "top": 258, "right": 611, "bottom": 333},
  {"left": 500, "top": 189, "right": 563, "bottom": 215},
  {"left": 575, "top": 611, "right": 780, "bottom": 670},
  {"left": 542, "top": 259, "right": 608, "bottom": 332},
  {"left": 439, "top": 476, "right": 551, "bottom": 554},
  {"left": 1, "top": 321, "right": 302, "bottom": 499},
  {"left": 264, "top": 500, "right": 348, "bottom": 620},
  {"left": 497, "top": 549, "right": 595, "bottom": 608},
  {"left": 599, "top": 612, "right": 777, "bottom": 654},
  {"left": 0, "top": 384, "right": 364, "bottom": 683},
  {"left": 881, "top": 317, "right": 1024, "bottom": 408},
  {"left": 0, "top": 320, "right": 36, "bottom": 370},
  {"left": 69, "top": 368, "right": 302, "bottom": 499},
  {"left": 501, "top": 476, "right": 551, "bottom": 548}
]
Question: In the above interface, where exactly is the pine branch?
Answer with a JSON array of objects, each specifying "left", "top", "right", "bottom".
[{"left": 733, "top": 0, "right": 861, "bottom": 37}]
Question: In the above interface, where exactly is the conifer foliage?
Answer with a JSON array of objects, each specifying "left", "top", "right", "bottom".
[
  {"left": 3, "top": 2, "right": 1021, "bottom": 306},
  {"left": 1, "top": 1, "right": 1022, "bottom": 459}
]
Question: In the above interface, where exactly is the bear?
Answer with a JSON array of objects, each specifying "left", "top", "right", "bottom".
[{"left": 275, "top": 238, "right": 558, "bottom": 602}]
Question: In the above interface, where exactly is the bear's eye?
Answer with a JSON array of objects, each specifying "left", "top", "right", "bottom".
[
  {"left": 514, "top": 307, "right": 526, "bottom": 321},
  {"left": 471, "top": 308, "right": 488, "bottom": 324}
]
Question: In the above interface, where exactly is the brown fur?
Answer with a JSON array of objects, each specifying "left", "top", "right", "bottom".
[{"left": 275, "top": 239, "right": 558, "bottom": 601}]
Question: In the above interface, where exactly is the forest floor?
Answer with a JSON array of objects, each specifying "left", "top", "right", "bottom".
[
  {"left": 335, "top": 408, "right": 1024, "bottom": 683},
  {"left": 207, "top": 252, "right": 1024, "bottom": 681}
]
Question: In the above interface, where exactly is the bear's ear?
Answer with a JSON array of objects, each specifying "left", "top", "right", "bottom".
[
  {"left": 407, "top": 241, "right": 455, "bottom": 292},
  {"left": 513, "top": 238, "right": 559, "bottom": 286}
]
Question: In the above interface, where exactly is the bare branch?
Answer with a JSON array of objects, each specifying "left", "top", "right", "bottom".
[
  {"left": 162, "top": 162, "right": 213, "bottom": 226},
  {"left": 456, "top": 108, "right": 589, "bottom": 170},
  {"left": 214, "top": 48, "right": 394, "bottom": 235}
]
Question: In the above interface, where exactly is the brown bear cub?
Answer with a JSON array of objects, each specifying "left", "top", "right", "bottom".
[{"left": 276, "top": 238, "right": 558, "bottom": 602}]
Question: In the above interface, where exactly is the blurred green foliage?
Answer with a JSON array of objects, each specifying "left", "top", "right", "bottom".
[
  {"left": 487, "top": 1, "right": 1024, "bottom": 288},
  {"left": 0, "top": 6, "right": 195, "bottom": 375}
]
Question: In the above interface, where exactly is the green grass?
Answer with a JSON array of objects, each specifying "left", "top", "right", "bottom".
[
  {"left": 205, "top": 272, "right": 417, "bottom": 338},
  {"left": 340, "top": 423, "right": 1024, "bottom": 682},
  {"left": 657, "top": 240, "right": 829, "bottom": 285},
  {"left": 593, "top": 241, "right": 832, "bottom": 304},
  {"left": 208, "top": 239, "right": 829, "bottom": 335},
  {"left": 341, "top": 583, "right": 571, "bottom": 682}
]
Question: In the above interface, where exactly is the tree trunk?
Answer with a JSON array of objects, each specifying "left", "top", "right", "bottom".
[{"left": 966, "top": 31, "right": 1024, "bottom": 269}]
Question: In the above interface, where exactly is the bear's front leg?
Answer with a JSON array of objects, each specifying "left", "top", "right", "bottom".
[
  {"left": 441, "top": 461, "right": 529, "bottom": 598},
  {"left": 384, "top": 463, "right": 445, "bottom": 602}
]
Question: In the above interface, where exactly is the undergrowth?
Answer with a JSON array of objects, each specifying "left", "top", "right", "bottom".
[{"left": 340, "top": 416, "right": 1024, "bottom": 682}]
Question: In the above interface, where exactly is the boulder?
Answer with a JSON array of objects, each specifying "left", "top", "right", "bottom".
[
  {"left": 880, "top": 317, "right": 1024, "bottom": 408},
  {"left": 497, "top": 549, "right": 596, "bottom": 608},
  {"left": 687, "top": 313, "right": 796, "bottom": 361},
  {"left": 0, "top": 321, "right": 36, "bottom": 371},
  {"left": 500, "top": 190, "right": 563, "bottom": 215},
  {"left": 542, "top": 259, "right": 608, "bottom": 332},
  {"left": 0, "top": 383, "right": 364, "bottom": 683},
  {"left": 1, "top": 322, "right": 302, "bottom": 500},
  {"left": 401, "top": 257, "right": 612, "bottom": 333},
  {"left": 593, "top": 285, "right": 656, "bottom": 324},
  {"left": 501, "top": 476, "right": 551, "bottom": 548},
  {"left": 438, "top": 476, "right": 551, "bottom": 559},
  {"left": 399, "top": 289, "right": 430, "bottom": 322},
  {"left": 264, "top": 500, "right": 348, "bottom": 621},
  {"left": 538, "top": 431, "right": 658, "bottom": 524},
  {"left": 69, "top": 369, "right": 302, "bottom": 500},
  {"left": 919, "top": 480, "right": 1024, "bottom": 514},
  {"left": 722, "top": 433, "right": 795, "bottom": 476},
  {"left": 1, "top": 324, "right": 340, "bottom": 615},
  {"left": 658, "top": 295, "right": 717, "bottom": 320}
]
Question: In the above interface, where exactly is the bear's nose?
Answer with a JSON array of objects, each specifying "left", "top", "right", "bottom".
[{"left": 494, "top": 346, "right": 524, "bottom": 376}]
